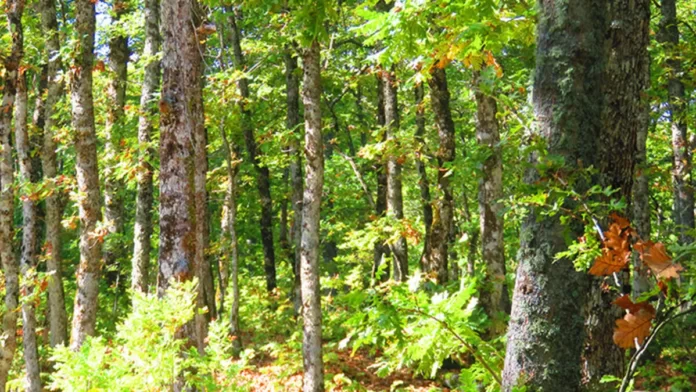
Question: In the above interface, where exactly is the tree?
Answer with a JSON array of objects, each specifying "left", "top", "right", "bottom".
[
  {"left": 131, "top": 0, "right": 160, "bottom": 294},
  {"left": 39, "top": 0, "right": 68, "bottom": 347},
  {"left": 69, "top": 0, "right": 103, "bottom": 350},
  {"left": 300, "top": 39, "right": 325, "bottom": 392},
  {"left": 502, "top": 0, "right": 607, "bottom": 389},
  {"left": 414, "top": 83, "right": 433, "bottom": 270}
]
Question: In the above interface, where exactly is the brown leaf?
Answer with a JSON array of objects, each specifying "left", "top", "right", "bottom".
[
  {"left": 609, "top": 213, "right": 631, "bottom": 230},
  {"left": 589, "top": 248, "right": 630, "bottom": 276},
  {"left": 613, "top": 294, "right": 653, "bottom": 314},
  {"left": 634, "top": 241, "right": 683, "bottom": 279},
  {"left": 613, "top": 305, "right": 655, "bottom": 348}
]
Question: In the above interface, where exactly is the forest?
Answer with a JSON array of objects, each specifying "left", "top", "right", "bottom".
[{"left": 0, "top": 0, "right": 695, "bottom": 390}]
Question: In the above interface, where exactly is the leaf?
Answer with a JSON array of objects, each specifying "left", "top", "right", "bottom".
[
  {"left": 633, "top": 241, "right": 683, "bottom": 279},
  {"left": 612, "top": 294, "right": 653, "bottom": 314},
  {"left": 613, "top": 305, "right": 655, "bottom": 348},
  {"left": 589, "top": 248, "right": 629, "bottom": 276},
  {"left": 609, "top": 213, "right": 630, "bottom": 230}
]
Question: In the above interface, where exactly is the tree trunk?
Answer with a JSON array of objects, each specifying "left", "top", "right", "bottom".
[
  {"left": 131, "top": 0, "right": 160, "bottom": 294},
  {"left": 300, "top": 40, "right": 325, "bottom": 392},
  {"left": 632, "top": 121, "right": 652, "bottom": 297},
  {"left": 229, "top": 9, "right": 277, "bottom": 292},
  {"left": 372, "top": 75, "right": 390, "bottom": 283},
  {"left": 502, "top": 0, "right": 607, "bottom": 389},
  {"left": 423, "top": 66, "right": 454, "bottom": 284},
  {"left": 69, "top": 0, "right": 103, "bottom": 351},
  {"left": 0, "top": 1, "right": 24, "bottom": 385},
  {"left": 285, "top": 47, "right": 303, "bottom": 311},
  {"left": 414, "top": 83, "right": 433, "bottom": 270},
  {"left": 582, "top": 0, "right": 650, "bottom": 389},
  {"left": 15, "top": 72, "right": 42, "bottom": 392},
  {"left": 659, "top": 0, "right": 694, "bottom": 245},
  {"left": 103, "top": 0, "right": 129, "bottom": 294},
  {"left": 39, "top": 0, "right": 68, "bottom": 347},
  {"left": 382, "top": 67, "right": 408, "bottom": 281},
  {"left": 473, "top": 72, "right": 510, "bottom": 336}
]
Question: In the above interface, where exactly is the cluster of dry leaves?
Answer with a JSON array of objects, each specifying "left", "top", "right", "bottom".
[{"left": 589, "top": 214, "right": 684, "bottom": 348}]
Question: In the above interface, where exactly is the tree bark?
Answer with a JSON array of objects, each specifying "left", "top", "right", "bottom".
[
  {"left": 382, "top": 67, "right": 408, "bottom": 281},
  {"left": 285, "top": 47, "right": 304, "bottom": 311},
  {"left": 300, "top": 40, "right": 325, "bottom": 392},
  {"left": 423, "top": 66, "right": 454, "bottom": 284},
  {"left": 39, "top": 0, "right": 68, "bottom": 347},
  {"left": 659, "top": 0, "right": 694, "bottom": 245},
  {"left": 131, "top": 0, "right": 160, "bottom": 294},
  {"left": 473, "top": 72, "right": 510, "bottom": 336},
  {"left": 103, "top": 0, "right": 129, "bottom": 293},
  {"left": 582, "top": 0, "right": 650, "bottom": 389},
  {"left": 414, "top": 83, "right": 432, "bottom": 270},
  {"left": 502, "top": 0, "right": 607, "bottom": 389},
  {"left": 69, "top": 0, "right": 103, "bottom": 351},
  {"left": 0, "top": 1, "right": 24, "bottom": 385},
  {"left": 229, "top": 9, "right": 277, "bottom": 292},
  {"left": 372, "top": 75, "right": 390, "bottom": 283}
]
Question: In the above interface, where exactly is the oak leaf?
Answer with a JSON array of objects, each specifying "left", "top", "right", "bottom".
[
  {"left": 589, "top": 248, "right": 630, "bottom": 276},
  {"left": 634, "top": 241, "right": 683, "bottom": 279},
  {"left": 613, "top": 304, "right": 655, "bottom": 348}
]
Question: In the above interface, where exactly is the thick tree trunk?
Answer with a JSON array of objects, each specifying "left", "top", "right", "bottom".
[
  {"left": 39, "top": 0, "right": 68, "bottom": 347},
  {"left": 103, "top": 0, "right": 129, "bottom": 293},
  {"left": 582, "top": 0, "right": 650, "bottom": 389},
  {"left": 658, "top": 0, "right": 694, "bottom": 244},
  {"left": 300, "top": 40, "right": 325, "bottom": 392},
  {"left": 229, "top": 9, "right": 277, "bottom": 292},
  {"left": 414, "top": 83, "right": 432, "bottom": 270},
  {"left": 15, "top": 73, "right": 42, "bottom": 392},
  {"left": 423, "top": 67, "right": 454, "bottom": 284},
  {"left": 0, "top": 1, "right": 24, "bottom": 385},
  {"left": 158, "top": 0, "right": 200, "bottom": 353},
  {"left": 131, "top": 0, "right": 160, "bottom": 294},
  {"left": 473, "top": 72, "right": 510, "bottom": 335},
  {"left": 285, "top": 47, "right": 303, "bottom": 311},
  {"left": 502, "top": 0, "right": 607, "bottom": 389},
  {"left": 382, "top": 67, "right": 408, "bottom": 281},
  {"left": 69, "top": 0, "right": 103, "bottom": 351}
]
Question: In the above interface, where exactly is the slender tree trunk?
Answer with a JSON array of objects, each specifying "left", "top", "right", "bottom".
[
  {"left": 0, "top": 1, "right": 24, "bottom": 385},
  {"left": 502, "top": 0, "right": 607, "bottom": 389},
  {"left": 229, "top": 9, "right": 277, "bottom": 292},
  {"left": 285, "top": 47, "right": 304, "bottom": 311},
  {"left": 659, "top": 0, "right": 694, "bottom": 244},
  {"left": 382, "top": 67, "right": 408, "bottom": 281},
  {"left": 300, "top": 40, "right": 325, "bottom": 392},
  {"left": 372, "top": 75, "right": 389, "bottom": 283},
  {"left": 473, "top": 72, "right": 510, "bottom": 335},
  {"left": 632, "top": 119, "right": 652, "bottom": 297},
  {"left": 39, "top": 0, "right": 68, "bottom": 347},
  {"left": 582, "top": 0, "right": 650, "bottom": 389},
  {"left": 423, "top": 66, "right": 454, "bottom": 284},
  {"left": 103, "top": 0, "right": 129, "bottom": 292},
  {"left": 414, "top": 83, "right": 432, "bottom": 270},
  {"left": 69, "top": 0, "right": 102, "bottom": 351},
  {"left": 158, "top": 0, "right": 199, "bottom": 353},
  {"left": 131, "top": 0, "right": 160, "bottom": 294},
  {"left": 15, "top": 72, "right": 41, "bottom": 392}
]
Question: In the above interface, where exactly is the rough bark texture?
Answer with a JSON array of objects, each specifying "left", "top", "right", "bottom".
[
  {"left": 581, "top": 0, "right": 650, "bottom": 389},
  {"left": 473, "top": 72, "right": 510, "bottom": 336},
  {"left": 103, "top": 0, "right": 129, "bottom": 290},
  {"left": 632, "top": 121, "right": 652, "bottom": 297},
  {"left": 502, "top": 0, "right": 606, "bottom": 389},
  {"left": 372, "top": 75, "right": 390, "bottom": 283},
  {"left": 0, "top": 2, "right": 24, "bottom": 385},
  {"left": 423, "top": 66, "right": 454, "bottom": 284},
  {"left": 15, "top": 73, "right": 42, "bottom": 392},
  {"left": 414, "top": 83, "right": 433, "bottom": 270},
  {"left": 658, "top": 0, "right": 694, "bottom": 244},
  {"left": 229, "top": 9, "right": 277, "bottom": 292},
  {"left": 39, "top": 0, "right": 68, "bottom": 347},
  {"left": 286, "top": 47, "right": 304, "bottom": 311},
  {"left": 300, "top": 40, "right": 325, "bottom": 392},
  {"left": 131, "top": 0, "right": 160, "bottom": 294},
  {"left": 69, "top": 0, "right": 103, "bottom": 351},
  {"left": 382, "top": 67, "right": 408, "bottom": 281}
]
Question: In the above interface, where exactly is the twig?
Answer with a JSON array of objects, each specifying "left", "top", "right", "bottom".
[{"left": 338, "top": 151, "right": 375, "bottom": 210}]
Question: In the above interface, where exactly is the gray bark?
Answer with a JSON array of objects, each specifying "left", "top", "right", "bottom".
[
  {"left": 659, "top": 0, "right": 694, "bottom": 244},
  {"left": 39, "top": 0, "right": 68, "bottom": 347},
  {"left": 69, "top": 0, "right": 103, "bottom": 351},
  {"left": 473, "top": 72, "right": 510, "bottom": 336},
  {"left": 382, "top": 67, "right": 408, "bottom": 281},
  {"left": 0, "top": 1, "right": 24, "bottom": 385},
  {"left": 414, "top": 83, "right": 432, "bottom": 270},
  {"left": 300, "top": 40, "right": 325, "bottom": 392},
  {"left": 502, "top": 0, "right": 607, "bottom": 389},
  {"left": 131, "top": 0, "right": 160, "bottom": 294},
  {"left": 372, "top": 75, "right": 389, "bottom": 282}
]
